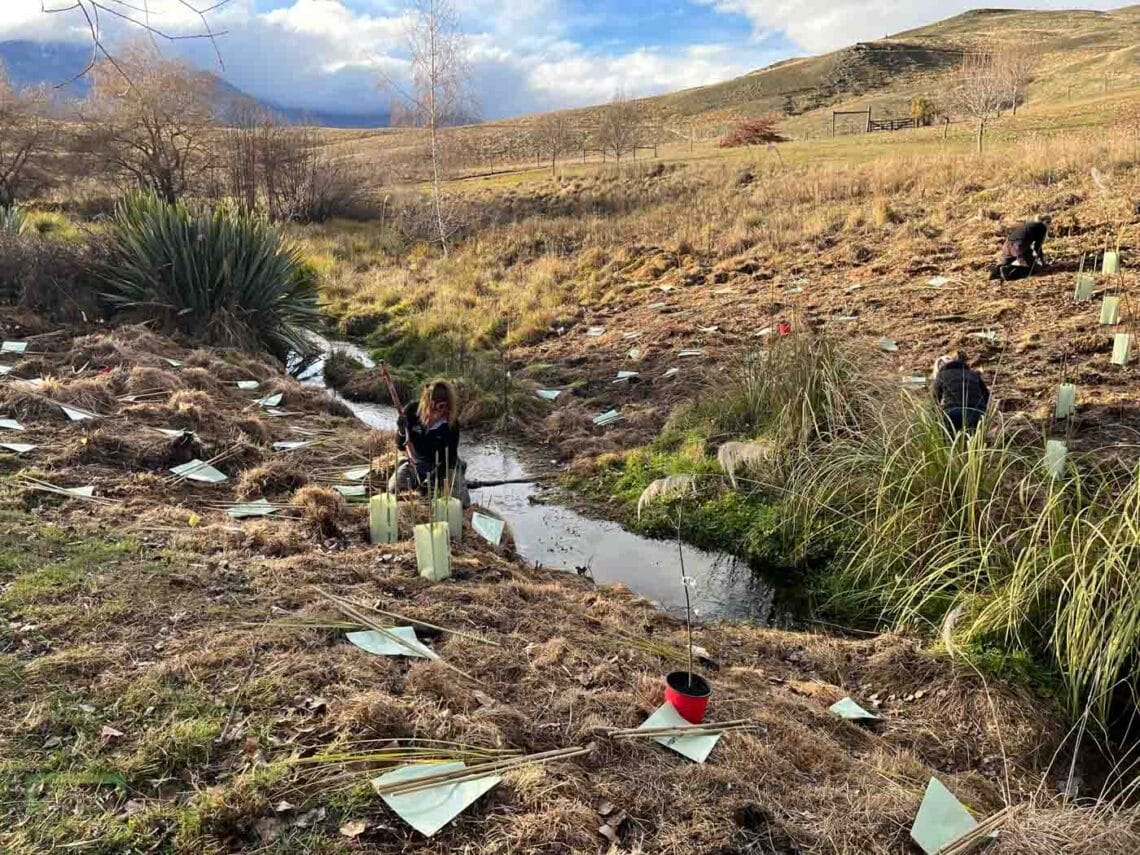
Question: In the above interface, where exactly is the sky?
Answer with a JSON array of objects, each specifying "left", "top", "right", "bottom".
[{"left": 1, "top": 1, "right": 1131, "bottom": 118}]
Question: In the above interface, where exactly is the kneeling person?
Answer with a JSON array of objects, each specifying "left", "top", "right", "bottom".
[
  {"left": 932, "top": 353, "right": 990, "bottom": 434},
  {"left": 388, "top": 379, "right": 470, "bottom": 507}
]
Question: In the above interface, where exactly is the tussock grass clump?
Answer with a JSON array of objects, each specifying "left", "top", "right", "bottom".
[
  {"left": 776, "top": 398, "right": 1140, "bottom": 719},
  {"left": 100, "top": 194, "right": 321, "bottom": 359}
]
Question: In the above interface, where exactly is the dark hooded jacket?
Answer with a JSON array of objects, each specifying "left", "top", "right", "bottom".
[
  {"left": 396, "top": 400, "right": 460, "bottom": 479},
  {"left": 931, "top": 360, "right": 990, "bottom": 414},
  {"left": 1002, "top": 221, "right": 1047, "bottom": 265}
]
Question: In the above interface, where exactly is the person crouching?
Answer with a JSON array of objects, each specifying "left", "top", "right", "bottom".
[
  {"left": 388, "top": 379, "right": 471, "bottom": 507},
  {"left": 931, "top": 353, "right": 990, "bottom": 435}
]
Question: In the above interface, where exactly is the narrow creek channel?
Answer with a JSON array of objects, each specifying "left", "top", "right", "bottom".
[{"left": 300, "top": 340, "right": 777, "bottom": 623}]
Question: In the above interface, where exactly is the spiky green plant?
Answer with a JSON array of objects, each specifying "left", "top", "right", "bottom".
[
  {"left": 0, "top": 205, "right": 27, "bottom": 235},
  {"left": 100, "top": 194, "right": 320, "bottom": 358}
]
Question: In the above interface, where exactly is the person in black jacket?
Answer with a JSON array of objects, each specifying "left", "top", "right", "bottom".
[
  {"left": 931, "top": 353, "right": 990, "bottom": 434},
  {"left": 990, "top": 220, "right": 1049, "bottom": 281},
  {"left": 387, "top": 378, "right": 470, "bottom": 506}
]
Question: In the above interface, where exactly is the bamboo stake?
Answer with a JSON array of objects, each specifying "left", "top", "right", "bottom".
[
  {"left": 605, "top": 718, "right": 754, "bottom": 737},
  {"left": 361, "top": 602, "right": 501, "bottom": 648},
  {"left": 373, "top": 746, "right": 589, "bottom": 797},
  {"left": 314, "top": 587, "right": 479, "bottom": 684},
  {"left": 938, "top": 804, "right": 1024, "bottom": 855}
]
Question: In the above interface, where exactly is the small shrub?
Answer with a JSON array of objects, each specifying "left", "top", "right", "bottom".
[{"left": 100, "top": 194, "right": 320, "bottom": 359}]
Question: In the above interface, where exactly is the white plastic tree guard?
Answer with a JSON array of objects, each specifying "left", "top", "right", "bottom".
[
  {"left": 370, "top": 493, "right": 399, "bottom": 544},
  {"left": 415, "top": 522, "right": 451, "bottom": 581},
  {"left": 431, "top": 497, "right": 463, "bottom": 543}
]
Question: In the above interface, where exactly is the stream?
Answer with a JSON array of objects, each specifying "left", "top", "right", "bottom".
[{"left": 300, "top": 340, "right": 777, "bottom": 623}]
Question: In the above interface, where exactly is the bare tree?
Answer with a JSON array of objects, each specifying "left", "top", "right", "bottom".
[
  {"left": 386, "top": 0, "right": 474, "bottom": 255},
  {"left": 533, "top": 113, "right": 575, "bottom": 178},
  {"left": 79, "top": 45, "right": 216, "bottom": 203},
  {"left": 951, "top": 49, "right": 1006, "bottom": 155},
  {"left": 41, "top": 0, "right": 231, "bottom": 83},
  {"left": 597, "top": 90, "right": 641, "bottom": 167},
  {"left": 0, "top": 64, "right": 55, "bottom": 207},
  {"left": 994, "top": 46, "right": 1036, "bottom": 116}
]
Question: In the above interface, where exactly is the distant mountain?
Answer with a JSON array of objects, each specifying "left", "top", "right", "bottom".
[
  {"left": 0, "top": 40, "right": 388, "bottom": 128},
  {"left": 0, "top": 40, "right": 91, "bottom": 95}
]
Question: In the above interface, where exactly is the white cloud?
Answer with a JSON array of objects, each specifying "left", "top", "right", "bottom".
[
  {"left": 704, "top": 0, "right": 1129, "bottom": 53},
  {"left": 0, "top": 0, "right": 782, "bottom": 117}
]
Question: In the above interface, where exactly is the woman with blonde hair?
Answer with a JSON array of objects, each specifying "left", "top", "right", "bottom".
[{"left": 388, "top": 378, "right": 470, "bottom": 506}]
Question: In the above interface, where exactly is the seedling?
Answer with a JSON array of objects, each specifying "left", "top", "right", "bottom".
[
  {"left": 1100, "top": 296, "right": 1121, "bottom": 325},
  {"left": 1074, "top": 273, "right": 1095, "bottom": 301},
  {"left": 1055, "top": 384, "right": 1076, "bottom": 419},
  {"left": 370, "top": 493, "right": 399, "bottom": 544},
  {"left": 431, "top": 496, "right": 463, "bottom": 543},
  {"left": 1044, "top": 440, "right": 1067, "bottom": 479},
  {"left": 1112, "top": 333, "right": 1132, "bottom": 366},
  {"left": 414, "top": 521, "right": 451, "bottom": 581}
]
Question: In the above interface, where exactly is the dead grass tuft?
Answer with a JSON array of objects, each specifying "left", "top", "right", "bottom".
[{"left": 290, "top": 485, "right": 346, "bottom": 536}]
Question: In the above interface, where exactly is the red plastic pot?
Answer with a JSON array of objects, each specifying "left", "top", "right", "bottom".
[{"left": 664, "top": 671, "right": 711, "bottom": 724}]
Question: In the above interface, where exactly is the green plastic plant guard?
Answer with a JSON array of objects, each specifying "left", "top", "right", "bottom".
[
  {"left": 414, "top": 521, "right": 451, "bottom": 582},
  {"left": 535, "top": 389, "right": 561, "bottom": 401},
  {"left": 678, "top": 349, "right": 703, "bottom": 358},
  {"left": 0, "top": 365, "right": 11, "bottom": 374},
  {"left": 1044, "top": 440, "right": 1067, "bottom": 479},
  {"left": 662, "top": 367, "right": 680, "bottom": 379},
  {"left": 471, "top": 512, "right": 505, "bottom": 547},
  {"left": 879, "top": 339, "right": 898, "bottom": 352},
  {"left": 236, "top": 380, "right": 260, "bottom": 390},
  {"left": 829, "top": 697, "right": 878, "bottom": 720},
  {"left": 638, "top": 703, "right": 721, "bottom": 764},
  {"left": 1100, "top": 296, "right": 1120, "bottom": 326},
  {"left": 1055, "top": 384, "right": 1076, "bottom": 419},
  {"left": 333, "top": 484, "right": 366, "bottom": 499},
  {"left": 614, "top": 370, "right": 639, "bottom": 382},
  {"left": 347, "top": 627, "right": 435, "bottom": 659},
  {"left": 162, "top": 357, "right": 183, "bottom": 368},
  {"left": 2, "top": 341, "right": 27, "bottom": 353},
  {"left": 431, "top": 497, "right": 463, "bottom": 543},
  {"left": 593, "top": 409, "right": 622, "bottom": 427},
  {"left": 0, "top": 442, "right": 34, "bottom": 454},
  {"left": 910, "top": 778, "right": 978, "bottom": 855},
  {"left": 170, "top": 459, "right": 228, "bottom": 484},
  {"left": 585, "top": 327, "right": 605, "bottom": 337},
  {"left": 1074, "top": 273, "right": 1095, "bottom": 301},
  {"left": 273, "top": 440, "right": 312, "bottom": 451},
  {"left": 343, "top": 466, "right": 372, "bottom": 481},
  {"left": 0, "top": 418, "right": 26, "bottom": 431},
  {"left": 64, "top": 486, "right": 96, "bottom": 498},
  {"left": 257, "top": 393, "right": 284, "bottom": 408},
  {"left": 1103, "top": 251, "right": 1121, "bottom": 275},
  {"left": 370, "top": 493, "right": 399, "bottom": 544},
  {"left": 156, "top": 428, "right": 193, "bottom": 439},
  {"left": 1112, "top": 333, "right": 1132, "bottom": 366},
  {"left": 373, "top": 761, "right": 501, "bottom": 838},
  {"left": 227, "top": 499, "right": 279, "bottom": 519}
]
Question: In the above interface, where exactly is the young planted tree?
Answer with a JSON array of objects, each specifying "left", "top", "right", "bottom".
[
  {"left": 597, "top": 90, "right": 641, "bottom": 167},
  {"left": 952, "top": 49, "right": 1006, "bottom": 155},
  {"left": 388, "top": 0, "right": 474, "bottom": 255},
  {"left": 533, "top": 113, "right": 575, "bottom": 178},
  {"left": 0, "top": 65, "right": 54, "bottom": 207},
  {"left": 80, "top": 46, "right": 216, "bottom": 203}
]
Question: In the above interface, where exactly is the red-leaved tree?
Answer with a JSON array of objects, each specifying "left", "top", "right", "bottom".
[{"left": 718, "top": 117, "right": 787, "bottom": 149}]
